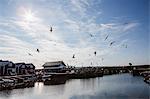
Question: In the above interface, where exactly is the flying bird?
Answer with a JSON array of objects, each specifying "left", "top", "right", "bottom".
[
  {"left": 94, "top": 51, "right": 97, "bottom": 56},
  {"left": 72, "top": 54, "right": 75, "bottom": 58},
  {"left": 110, "top": 41, "right": 115, "bottom": 46},
  {"left": 50, "top": 27, "right": 53, "bottom": 32},
  {"left": 37, "top": 49, "right": 40, "bottom": 53},
  {"left": 89, "top": 33, "right": 94, "bottom": 37},
  {"left": 28, "top": 53, "right": 32, "bottom": 56},
  {"left": 104, "top": 35, "right": 109, "bottom": 40}
]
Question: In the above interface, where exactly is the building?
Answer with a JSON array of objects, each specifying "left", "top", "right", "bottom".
[
  {"left": 0, "top": 60, "right": 35, "bottom": 76},
  {"left": 26, "top": 63, "right": 35, "bottom": 74},
  {"left": 15, "top": 63, "right": 35, "bottom": 75},
  {"left": 15, "top": 63, "right": 27, "bottom": 75},
  {"left": 0, "top": 60, "right": 16, "bottom": 76},
  {"left": 43, "top": 61, "right": 66, "bottom": 73}
]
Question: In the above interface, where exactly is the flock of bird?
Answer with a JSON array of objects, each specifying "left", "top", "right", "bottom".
[
  {"left": 28, "top": 27, "right": 53, "bottom": 56},
  {"left": 70, "top": 23, "right": 129, "bottom": 65},
  {"left": 27, "top": 24, "right": 128, "bottom": 66}
]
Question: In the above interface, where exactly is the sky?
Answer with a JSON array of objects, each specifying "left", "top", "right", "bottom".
[{"left": 0, "top": 0, "right": 149, "bottom": 68}]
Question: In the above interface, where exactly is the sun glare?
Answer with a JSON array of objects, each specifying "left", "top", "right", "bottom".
[
  {"left": 24, "top": 10, "right": 35, "bottom": 22},
  {"left": 18, "top": 7, "right": 36, "bottom": 22}
]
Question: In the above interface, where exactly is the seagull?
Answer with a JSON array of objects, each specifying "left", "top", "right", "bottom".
[
  {"left": 37, "top": 49, "right": 40, "bottom": 53},
  {"left": 110, "top": 41, "right": 115, "bottom": 46},
  {"left": 72, "top": 54, "right": 75, "bottom": 58},
  {"left": 50, "top": 27, "right": 53, "bottom": 32},
  {"left": 89, "top": 33, "right": 94, "bottom": 37},
  {"left": 94, "top": 51, "right": 97, "bottom": 56},
  {"left": 104, "top": 35, "right": 109, "bottom": 40},
  {"left": 28, "top": 53, "right": 32, "bottom": 56}
]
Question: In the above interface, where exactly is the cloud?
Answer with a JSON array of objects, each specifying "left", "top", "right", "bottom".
[
  {"left": 0, "top": 34, "right": 34, "bottom": 52},
  {"left": 122, "top": 22, "right": 139, "bottom": 32},
  {"left": 70, "top": 0, "right": 89, "bottom": 16},
  {"left": 0, "top": 0, "right": 142, "bottom": 67}
]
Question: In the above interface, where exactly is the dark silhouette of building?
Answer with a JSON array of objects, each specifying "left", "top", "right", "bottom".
[{"left": 0, "top": 60, "right": 35, "bottom": 76}]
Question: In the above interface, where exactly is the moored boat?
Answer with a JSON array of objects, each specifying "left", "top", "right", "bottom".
[
  {"left": 1, "top": 78, "right": 15, "bottom": 90},
  {"left": 144, "top": 75, "right": 150, "bottom": 84},
  {"left": 11, "top": 76, "right": 25, "bottom": 89},
  {"left": 43, "top": 73, "right": 68, "bottom": 85},
  {"left": 20, "top": 75, "right": 36, "bottom": 87},
  {"left": 0, "top": 78, "right": 4, "bottom": 91}
]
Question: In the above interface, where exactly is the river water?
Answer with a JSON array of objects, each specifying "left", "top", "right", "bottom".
[{"left": 0, "top": 73, "right": 149, "bottom": 99}]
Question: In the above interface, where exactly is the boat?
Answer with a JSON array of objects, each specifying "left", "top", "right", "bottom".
[
  {"left": 10, "top": 76, "right": 25, "bottom": 89},
  {"left": 1, "top": 78, "right": 15, "bottom": 90},
  {"left": 42, "top": 75, "right": 51, "bottom": 81},
  {"left": 43, "top": 73, "right": 68, "bottom": 85},
  {"left": 144, "top": 75, "right": 150, "bottom": 84},
  {"left": 0, "top": 78, "right": 4, "bottom": 91},
  {"left": 140, "top": 71, "right": 150, "bottom": 77},
  {"left": 20, "top": 75, "right": 36, "bottom": 87}
]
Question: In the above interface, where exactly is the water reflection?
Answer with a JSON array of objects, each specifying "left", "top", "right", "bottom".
[{"left": 0, "top": 74, "right": 149, "bottom": 99}]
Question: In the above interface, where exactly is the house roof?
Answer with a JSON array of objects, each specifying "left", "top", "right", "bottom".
[
  {"left": 43, "top": 61, "right": 66, "bottom": 67},
  {"left": 0, "top": 60, "right": 14, "bottom": 66},
  {"left": 26, "top": 63, "right": 35, "bottom": 68},
  {"left": 15, "top": 63, "right": 26, "bottom": 65}
]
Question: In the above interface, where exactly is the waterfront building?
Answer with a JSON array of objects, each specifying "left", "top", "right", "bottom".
[
  {"left": 43, "top": 61, "right": 66, "bottom": 73},
  {"left": 0, "top": 60, "right": 16, "bottom": 76},
  {"left": 15, "top": 63, "right": 27, "bottom": 75},
  {"left": 15, "top": 63, "right": 35, "bottom": 75},
  {"left": 26, "top": 63, "right": 35, "bottom": 74},
  {"left": 0, "top": 60, "right": 35, "bottom": 76}
]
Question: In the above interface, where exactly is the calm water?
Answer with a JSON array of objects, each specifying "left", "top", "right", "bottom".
[{"left": 0, "top": 73, "right": 149, "bottom": 99}]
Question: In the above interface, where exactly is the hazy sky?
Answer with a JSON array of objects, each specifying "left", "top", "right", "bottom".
[{"left": 0, "top": 0, "right": 149, "bottom": 68}]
